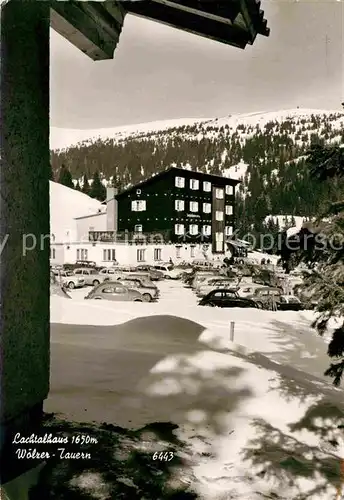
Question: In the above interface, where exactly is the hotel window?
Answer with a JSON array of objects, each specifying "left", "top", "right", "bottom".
[
  {"left": 77, "top": 248, "right": 88, "bottom": 260},
  {"left": 203, "top": 203, "right": 211, "bottom": 213},
  {"left": 202, "top": 225, "right": 211, "bottom": 236},
  {"left": 103, "top": 249, "right": 116, "bottom": 261},
  {"left": 203, "top": 181, "right": 211, "bottom": 192},
  {"left": 131, "top": 200, "right": 146, "bottom": 211},
  {"left": 215, "top": 188, "right": 224, "bottom": 199},
  {"left": 137, "top": 249, "right": 146, "bottom": 262},
  {"left": 189, "top": 224, "right": 198, "bottom": 235},
  {"left": 175, "top": 200, "right": 185, "bottom": 211},
  {"left": 154, "top": 248, "right": 162, "bottom": 261},
  {"left": 225, "top": 226, "right": 233, "bottom": 236},
  {"left": 176, "top": 246, "right": 181, "bottom": 258},
  {"left": 190, "top": 246, "right": 196, "bottom": 258},
  {"left": 190, "top": 179, "right": 199, "bottom": 190},
  {"left": 175, "top": 224, "right": 185, "bottom": 235},
  {"left": 189, "top": 201, "right": 199, "bottom": 212},
  {"left": 225, "top": 185, "right": 234, "bottom": 195},
  {"left": 225, "top": 205, "right": 233, "bottom": 216},
  {"left": 50, "top": 248, "right": 56, "bottom": 259},
  {"left": 175, "top": 176, "right": 185, "bottom": 188},
  {"left": 134, "top": 224, "right": 143, "bottom": 232},
  {"left": 215, "top": 211, "right": 224, "bottom": 221}
]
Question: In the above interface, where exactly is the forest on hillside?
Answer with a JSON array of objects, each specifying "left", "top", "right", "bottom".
[{"left": 51, "top": 112, "right": 344, "bottom": 240}]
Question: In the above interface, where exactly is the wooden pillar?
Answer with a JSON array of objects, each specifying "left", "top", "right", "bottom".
[{"left": 0, "top": 0, "right": 50, "bottom": 482}]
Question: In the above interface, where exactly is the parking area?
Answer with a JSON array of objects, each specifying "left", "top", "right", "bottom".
[{"left": 67, "top": 277, "right": 199, "bottom": 306}]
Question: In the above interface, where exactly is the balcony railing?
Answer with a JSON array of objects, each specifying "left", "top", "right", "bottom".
[
  {"left": 88, "top": 230, "right": 212, "bottom": 245},
  {"left": 89, "top": 230, "right": 173, "bottom": 244}
]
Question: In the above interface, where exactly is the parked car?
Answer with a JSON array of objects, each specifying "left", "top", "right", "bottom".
[
  {"left": 135, "top": 265, "right": 164, "bottom": 281},
  {"left": 121, "top": 272, "right": 156, "bottom": 287},
  {"left": 84, "top": 282, "right": 143, "bottom": 302},
  {"left": 199, "top": 289, "right": 259, "bottom": 308},
  {"left": 192, "top": 259, "right": 217, "bottom": 269},
  {"left": 53, "top": 270, "right": 85, "bottom": 289},
  {"left": 99, "top": 268, "right": 122, "bottom": 280},
  {"left": 153, "top": 264, "right": 181, "bottom": 280},
  {"left": 64, "top": 260, "right": 97, "bottom": 270},
  {"left": 116, "top": 277, "right": 159, "bottom": 302},
  {"left": 246, "top": 287, "right": 284, "bottom": 310},
  {"left": 236, "top": 283, "right": 267, "bottom": 298},
  {"left": 191, "top": 272, "right": 220, "bottom": 290},
  {"left": 278, "top": 295, "right": 304, "bottom": 311},
  {"left": 196, "top": 278, "right": 239, "bottom": 297},
  {"left": 73, "top": 267, "right": 107, "bottom": 286}
]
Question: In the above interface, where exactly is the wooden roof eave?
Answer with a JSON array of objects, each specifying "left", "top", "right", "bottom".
[
  {"left": 123, "top": 0, "right": 253, "bottom": 49},
  {"left": 50, "top": 1, "right": 126, "bottom": 61}
]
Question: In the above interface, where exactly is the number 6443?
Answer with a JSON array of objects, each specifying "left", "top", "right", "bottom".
[{"left": 152, "top": 451, "right": 174, "bottom": 461}]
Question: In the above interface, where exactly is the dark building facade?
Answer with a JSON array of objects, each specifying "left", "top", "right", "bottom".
[{"left": 115, "top": 167, "right": 240, "bottom": 253}]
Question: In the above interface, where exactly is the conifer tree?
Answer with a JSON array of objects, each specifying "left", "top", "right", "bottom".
[
  {"left": 58, "top": 164, "right": 74, "bottom": 189},
  {"left": 82, "top": 173, "right": 90, "bottom": 195},
  {"left": 75, "top": 180, "right": 81, "bottom": 191},
  {"left": 284, "top": 142, "right": 344, "bottom": 386},
  {"left": 89, "top": 171, "right": 106, "bottom": 201}
]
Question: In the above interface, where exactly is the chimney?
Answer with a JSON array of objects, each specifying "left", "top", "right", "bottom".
[{"left": 106, "top": 187, "right": 118, "bottom": 232}]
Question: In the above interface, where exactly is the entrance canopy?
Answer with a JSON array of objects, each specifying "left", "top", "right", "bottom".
[{"left": 50, "top": 0, "right": 270, "bottom": 60}]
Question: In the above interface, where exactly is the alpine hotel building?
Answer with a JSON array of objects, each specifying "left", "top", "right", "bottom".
[
  {"left": 53, "top": 167, "right": 240, "bottom": 266},
  {"left": 115, "top": 167, "right": 239, "bottom": 254}
]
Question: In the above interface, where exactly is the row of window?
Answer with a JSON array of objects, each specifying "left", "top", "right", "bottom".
[
  {"left": 131, "top": 199, "right": 234, "bottom": 216},
  {"left": 138, "top": 247, "right": 197, "bottom": 262},
  {"left": 175, "top": 200, "right": 233, "bottom": 215},
  {"left": 175, "top": 224, "right": 233, "bottom": 236},
  {"left": 175, "top": 177, "right": 234, "bottom": 196}
]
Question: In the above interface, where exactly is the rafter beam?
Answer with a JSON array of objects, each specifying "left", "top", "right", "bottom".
[{"left": 50, "top": 1, "right": 126, "bottom": 61}]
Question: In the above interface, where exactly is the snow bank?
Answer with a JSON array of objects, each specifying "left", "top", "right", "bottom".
[
  {"left": 149, "top": 350, "right": 344, "bottom": 499},
  {"left": 50, "top": 280, "right": 344, "bottom": 499},
  {"left": 50, "top": 181, "right": 103, "bottom": 242}
]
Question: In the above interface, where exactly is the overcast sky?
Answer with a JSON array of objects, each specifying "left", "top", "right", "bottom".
[{"left": 50, "top": 0, "right": 343, "bottom": 129}]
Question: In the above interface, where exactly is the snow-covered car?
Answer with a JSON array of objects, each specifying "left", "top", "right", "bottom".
[
  {"left": 53, "top": 270, "right": 85, "bottom": 289},
  {"left": 153, "top": 264, "right": 181, "bottom": 279},
  {"left": 196, "top": 278, "right": 239, "bottom": 297}
]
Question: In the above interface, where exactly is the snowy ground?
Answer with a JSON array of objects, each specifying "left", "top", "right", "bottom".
[{"left": 47, "top": 280, "right": 344, "bottom": 499}]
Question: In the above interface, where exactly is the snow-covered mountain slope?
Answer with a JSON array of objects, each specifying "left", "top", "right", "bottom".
[
  {"left": 50, "top": 117, "right": 208, "bottom": 151},
  {"left": 51, "top": 108, "right": 344, "bottom": 237},
  {"left": 50, "top": 108, "right": 344, "bottom": 152},
  {"left": 50, "top": 181, "right": 103, "bottom": 242}
]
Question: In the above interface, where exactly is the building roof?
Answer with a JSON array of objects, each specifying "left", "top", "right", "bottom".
[
  {"left": 115, "top": 166, "right": 241, "bottom": 198},
  {"left": 51, "top": 0, "right": 269, "bottom": 61}
]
